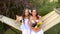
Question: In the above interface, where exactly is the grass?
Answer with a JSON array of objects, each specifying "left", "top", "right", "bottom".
[
  {"left": 4, "top": 29, "right": 16, "bottom": 34},
  {"left": 44, "top": 23, "right": 60, "bottom": 34},
  {"left": 4, "top": 27, "right": 22, "bottom": 34},
  {"left": 2, "top": 23, "right": 60, "bottom": 34}
]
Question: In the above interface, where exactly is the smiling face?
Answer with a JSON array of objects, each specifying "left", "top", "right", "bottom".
[
  {"left": 31, "top": 9, "right": 39, "bottom": 19},
  {"left": 32, "top": 9, "right": 37, "bottom": 16},
  {"left": 25, "top": 9, "right": 29, "bottom": 16},
  {"left": 22, "top": 9, "right": 30, "bottom": 18}
]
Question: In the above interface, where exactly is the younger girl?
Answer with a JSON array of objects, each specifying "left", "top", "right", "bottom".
[{"left": 16, "top": 8, "right": 31, "bottom": 34}]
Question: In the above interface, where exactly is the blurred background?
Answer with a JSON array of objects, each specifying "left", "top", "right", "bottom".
[{"left": 0, "top": 0, "right": 60, "bottom": 34}]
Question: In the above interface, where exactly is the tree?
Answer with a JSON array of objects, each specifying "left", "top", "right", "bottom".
[{"left": 0, "top": 0, "right": 30, "bottom": 19}]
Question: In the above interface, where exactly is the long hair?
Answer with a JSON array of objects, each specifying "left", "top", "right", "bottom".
[
  {"left": 22, "top": 8, "right": 30, "bottom": 20},
  {"left": 31, "top": 8, "right": 39, "bottom": 19}
]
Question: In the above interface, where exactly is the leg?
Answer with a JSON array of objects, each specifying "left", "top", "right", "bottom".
[
  {"left": 31, "top": 30, "right": 37, "bottom": 34},
  {"left": 27, "top": 29, "right": 31, "bottom": 34},
  {"left": 22, "top": 29, "right": 27, "bottom": 34}
]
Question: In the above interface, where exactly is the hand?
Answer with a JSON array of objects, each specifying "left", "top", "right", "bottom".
[
  {"left": 16, "top": 15, "right": 20, "bottom": 22},
  {"left": 16, "top": 15, "right": 20, "bottom": 20},
  {"left": 32, "top": 27, "right": 40, "bottom": 32}
]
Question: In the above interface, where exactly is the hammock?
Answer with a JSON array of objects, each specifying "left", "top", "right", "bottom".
[{"left": 0, "top": 9, "right": 60, "bottom": 32}]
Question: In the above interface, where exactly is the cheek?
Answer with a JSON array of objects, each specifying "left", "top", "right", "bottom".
[
  {"left": 34, "top": 12, "right": 37, "bottom": 14},
  {"left": 33, "top": 13, "right": 36, "bottom": 15}
]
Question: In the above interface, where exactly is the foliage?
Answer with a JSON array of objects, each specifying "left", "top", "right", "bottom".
[
  {"left": 28, "top": 0, "right": 57, "bottom": 16},
  {"left": 0, "top": 0, "right": 60, "bottom": 34}
]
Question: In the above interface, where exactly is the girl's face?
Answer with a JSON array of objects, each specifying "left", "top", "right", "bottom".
[
  {"left": 32, "top": 10, "right": 37, "bottom": 16},
  {"left": 25, "top": 9, "right": 29, "bottom": 16}
]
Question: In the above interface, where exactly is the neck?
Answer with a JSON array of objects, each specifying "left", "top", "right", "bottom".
[
  {"left": 25, "top": 16, "right": 28, "bottom": 18},
  {"left": 32, "top": 15, "right": 36, "bottom": 17}
]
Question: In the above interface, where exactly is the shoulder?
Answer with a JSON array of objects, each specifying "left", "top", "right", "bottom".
[
  {"left": 39, "top": 16, "right": 41, "bottom": 18},
  {"left": 38, "top": 15, "right": 42, "bottom": 19},
  {"left": 29, "top": 16, "right": 32, "bottom": 20}
]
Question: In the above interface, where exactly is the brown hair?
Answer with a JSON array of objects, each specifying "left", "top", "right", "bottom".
[
  {"left": 22, "top": 8, "right": 30, "bottom": 20},
  {"left": 31, "top": 8, "right": 39, "bottom": 19}
]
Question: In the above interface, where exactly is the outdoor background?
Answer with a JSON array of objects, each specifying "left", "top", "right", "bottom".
[{"left": 0, "top": 0, "right": 60, "bottom": 34}]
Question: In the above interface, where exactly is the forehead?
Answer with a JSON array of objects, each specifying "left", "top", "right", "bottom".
[
  {"left": 25, "top": 9, "right": 29, "bottom": 12},
  {"left": 32, "top": 10, "right": 36, "bottom": 12}
]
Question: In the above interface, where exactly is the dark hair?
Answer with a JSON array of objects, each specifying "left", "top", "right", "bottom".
[{"left": 31, "top": 8, "right": 39, "bottom": 19}]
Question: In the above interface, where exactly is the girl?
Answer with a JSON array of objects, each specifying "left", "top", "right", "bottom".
[
  {"left": 16, "top": 8, "right": 31, "bottom": 34},
  {"left": 28, "top": 8, "right": 44, "bottom": 34}
]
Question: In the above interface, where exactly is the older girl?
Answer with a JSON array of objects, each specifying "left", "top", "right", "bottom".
[{"left": 28, "top": 8, "right": 44, "bottom": 34}]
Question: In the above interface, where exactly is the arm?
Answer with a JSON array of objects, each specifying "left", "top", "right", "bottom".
[
  {"left": 39, "top": 16, "right": 42, "bottom": 21},
  {"left": 28, "top": 18, "right": 33, "bottom": 30},
  {"left": 28, "top": 18, "right": 39, "bottom": 32},
  {"left": 33, "top": 16, "right": 42, "bottom": 32},
  {"left": 36, "top": 16, "right": 43, "bottom": 30}
]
